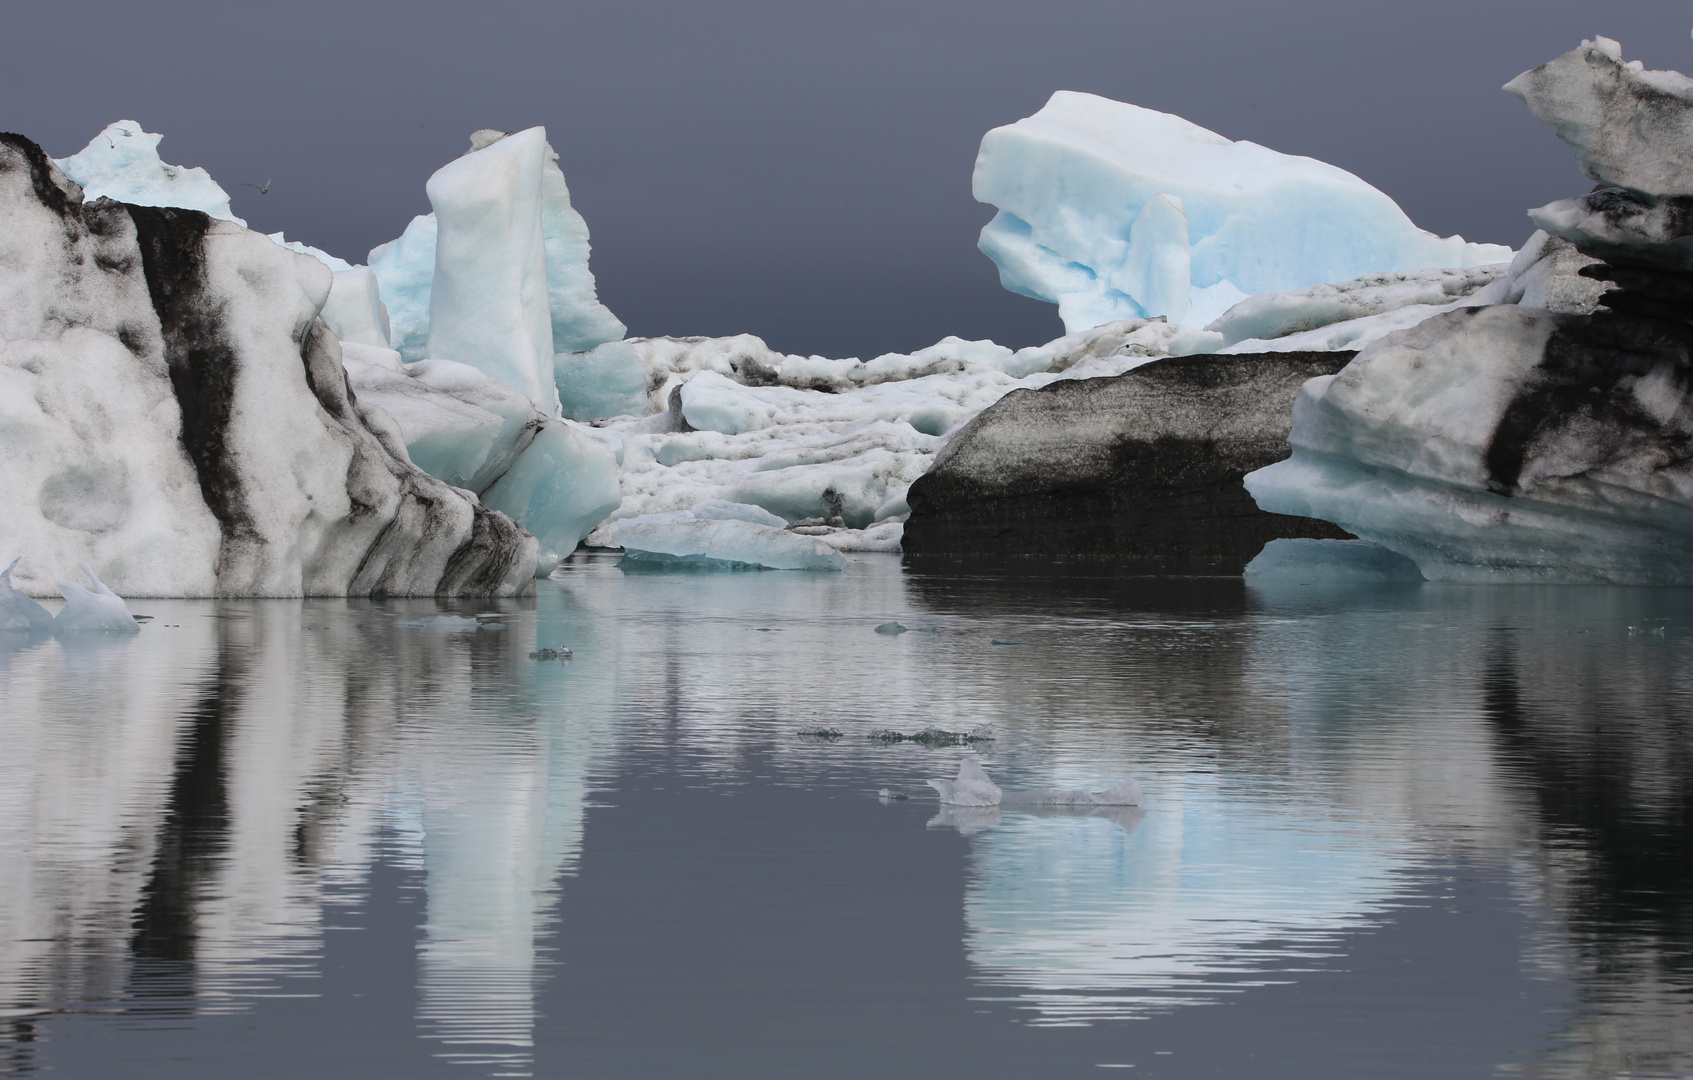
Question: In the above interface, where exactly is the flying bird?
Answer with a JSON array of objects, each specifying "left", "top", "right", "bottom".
[{"left": 242, "top": 179, "right": 271, "bottom": 195}]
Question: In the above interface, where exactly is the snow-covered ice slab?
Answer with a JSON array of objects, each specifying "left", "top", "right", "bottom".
[
  {"left": 1207, "top": 267, "right": 1507, "bottom": 347},
  {"left": 1244, "top": 538, "right": 1424, "bottom": 584},
  {"left": 974, "top": 91, "right": 1511, "bottom": 331},
  {"left": 612, "top": 518, "right": 847, "bottom": 571}
]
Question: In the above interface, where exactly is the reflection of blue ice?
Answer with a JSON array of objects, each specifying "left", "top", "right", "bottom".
[{"left": 960, "top": 773, "right": 1412, "bottom": 1026}]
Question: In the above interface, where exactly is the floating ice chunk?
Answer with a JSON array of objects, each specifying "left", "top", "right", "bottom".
[
  {"left": 871, "top": 725, "right": 993, "bottom": 745},
  {"left": 0, "top": 559, "right": 54, "bottom": 631},
  {"left": 974, "top": 91, "right": 1511, "bottom": 331},
  {"left": 874, "top": 622, "right": 909, "bottom": 635},
  {"left": 1206, "top": 266, "right": 1508, "bottom": 347},
  {"left": 479, "top": 420, "right": 622, "bottom": 571},
  {"left": 320, "top": 266, "right": 392, "bottom": 348},
  {"left": 53, "top": 564, "right": 138, "bottom": 632},
  {"left": 927, "top": 756, "right": 1003, "bottom": 807},
  {"left": 368, "top": 213, "right": 437, "bottom": 363},
  {"left": 1005, "top": 778, "right": 1145, "bottom": 807},
  {"left": 426, "top": 127, "right": 557, "bottom": 411},
  {"left": 1244, "top": 538, "right": 1425, "bottom": 584},
  {"left": 555, "top": 340, "right": 648, "bottom": 421},
  {"left": 614, "top": 518, "right": 846, "bottom": 571},
  {"left": 55, "top": 120, "right": 243, "bottom": 224}
]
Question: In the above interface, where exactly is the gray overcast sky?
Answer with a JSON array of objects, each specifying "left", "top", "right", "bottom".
[{"left": 4, "top": 0, "right": 1690, "bottom": 357}]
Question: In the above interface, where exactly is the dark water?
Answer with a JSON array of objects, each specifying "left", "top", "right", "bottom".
[{"left": 1, "top": 555, "right": 1689, "bottom": 1079}]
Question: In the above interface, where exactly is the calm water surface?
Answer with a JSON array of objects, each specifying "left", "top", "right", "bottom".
[{"left": 1, "top": 555, "right": 1689, "bottom": 1079}]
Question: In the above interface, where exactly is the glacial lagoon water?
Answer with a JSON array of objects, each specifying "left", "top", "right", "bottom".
[{"left": 1, "top": 555, "right": 1689, "bottom": 1079}]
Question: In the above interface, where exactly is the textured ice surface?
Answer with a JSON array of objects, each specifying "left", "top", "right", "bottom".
[
  {"left": 341, "top": 344, "right": 620, "bottom": 574},
  {"left": 55, "top": 120, "right": 243, "bottom": 224},
  {"left": 53, "top": 563, "right": 139, "bottom": 631},
  {"left": 1506, "top": 36, "right": 1693, "bottom": 196},
  {"left": 613, "top": 518, "right": 847, "bottom": 571},
  {"left": 927, "top": 757, "right": 1004, "bottom": 807},
  {"left": 974, "top": 91, "right": 1511, "bottom": 331},
  {"left": 1207, "top": 266, "right": 1507, "bottom": 347},
  {"left": 0, "top": 560, "right": 54, "bottom": 631},
  {"left": 1244, "top": 538, "right": 1425, "bottom": 584},
  {"left": 580, "top": 320, "right": 1223, "bottom": 551}
]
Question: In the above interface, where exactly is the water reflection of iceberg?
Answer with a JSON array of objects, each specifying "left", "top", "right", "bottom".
[{"left": 959, "top": 774, "right": 1411, "bottom": 1026}]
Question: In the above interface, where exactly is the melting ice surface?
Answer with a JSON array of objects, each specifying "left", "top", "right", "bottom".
[{"left": 2, "top": 557, "right": 1691, "bottom": 1079}]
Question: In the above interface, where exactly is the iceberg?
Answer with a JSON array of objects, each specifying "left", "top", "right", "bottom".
[
  {"left": 1245, "top": 39, "right": 1693, "bottom": 584},
  {"left": 973, "top": 91, "right": 1512, "bottom": 331},
  {"left": 341, "top": 344, "right": 620, "bottom": 574},
  {"left": 55, "top": 120, "right": 243, "bottom": 224},
  {"left": 1, "top": 559, "right": 54, "bottom": 631},
  {"left": 612, "top": 517, "right": 847, "bottom": 571},
  {"left": 369, "top": 129, "right": 624, "bottom": 380},
  {"left": 927, "top": 757, "right": 1004, "bottom": 807},
  {"left": 0, "top": 132, "right": 535, "bottom": 597},
  {"left": 53, "top": 563, "right": 139, "bottom": 631}
]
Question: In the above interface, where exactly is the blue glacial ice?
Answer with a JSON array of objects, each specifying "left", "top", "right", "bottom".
[
  {"left": 368, "top": 128, "right": 625, "bottom": 392},
  {"left": 974, "top": 91, "right": 1512, "bottom": 331},
  {"left": 611, "top": 514, "right": 848, "bottom": 571},
  {"left": 1, "top": 559, "right": 54, "bottom": 631},
  {"left": 55, "top": 121, "right": 244, "bottom": 224}
]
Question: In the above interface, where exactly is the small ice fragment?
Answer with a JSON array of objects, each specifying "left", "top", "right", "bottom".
[
  {"left": 990, "top": 639, "right": 1026, "bottom": 646},
  {"left": 798, "top": 726, "right": 844, "bottom": 739},
  {"left": 53, "top": 564, "right": 139, "bottom": 632},
  {"left": 878, "top": 788, "right": 909, "bottom": 801},
  {"left": 393, "top": 615, "right": 481, "bottom": 631},
  {"left": 529, "top": 647, "right": 572, "bottom": 660},
  {"left": 479, "top": 622, "right": 506, "bottom": 631},
  {"left": 927, "top": 756, "right": 1003, "bottom": 806},
  {"left": 1, "top": 559, "right": 55, "bottom": 632},
  {"left": 875, "top": 622, "right": 909, "bottom": 635}
]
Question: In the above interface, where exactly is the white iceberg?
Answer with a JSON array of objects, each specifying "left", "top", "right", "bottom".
[
  {"left": 973, "top": 91, "right": 1511, "bottom": 331},
  {"left": 55, "top": 120, "right": 244, "bottom": 224},
  {"left": 927, "top": 756, "right": 1004, "bottom": 807},
  {"left": 612, "top": 517, "right": 847, "bottom": 571},
  {"left": 1, "top": 559, "right": 54, "bottom": 631},
  {"left": 53, "top": 563, "right": 138, "bottom": 632}
]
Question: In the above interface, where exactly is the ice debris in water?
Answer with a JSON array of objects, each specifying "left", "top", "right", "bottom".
[
  {"left": 1, "top": 559, "right": 55, "bottom": 632},
  {"left": 797, "top": 726, "right": 844, "bottom": 739},
  {"left": 614, "top": 518, "right": 847, "bottom": 571},
  {"left": 528, "top": 646, "right": 572, "bottom": 660},
  {"left": 1244, "top": 538, "right": 1425, "bottom": 584},
  {"left": 869, "top": 724, "right": 995, "bottom": 746},
  {"left": 927, "top": 757, "right": 1004, "bottom": 807},
  {"left": 878, "top": 788, "right": 910, "bottom": 801},
  {"left": 53, "top": 563, "right": 140, "bottom": 632},
  {"left": 875, "top": 622, "right": 908, "bottom": 635}
]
